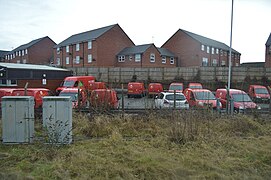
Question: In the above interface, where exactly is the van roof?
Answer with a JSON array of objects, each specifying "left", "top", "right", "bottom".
[
  {"left": 190, "top": 88, "right": 210, "bottom": 92},
  {"left": 217, "top": 88, "right": 245, "bottom": 94},
  {"left": 249, "top": 85, "right": 267, "bottom": 89}
]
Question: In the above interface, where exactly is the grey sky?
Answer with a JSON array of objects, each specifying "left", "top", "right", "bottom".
[{"left": 0, "top": 0, "right": 270, "bottom": 63}]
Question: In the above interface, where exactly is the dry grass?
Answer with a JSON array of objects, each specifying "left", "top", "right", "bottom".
[{"left": 0, "top": 111, "right": 271, "bottom": 179}]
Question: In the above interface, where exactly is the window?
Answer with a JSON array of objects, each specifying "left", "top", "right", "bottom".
[
  {"left": 118, "top": 55, "right": 125, "bottom": 62},
  {"left": 170, "top": 57, "right": 174, "bottom": 64},
  {"left": 162, "top": 56, "right": 166, "bottom": 64},
  {"left": 76, "top": 43, "right": 80, "bottom": 51},
  {"left": 235, "top": 63, "right": 239, "bottom": 66},
  {"left": 75, "top": 56, "right": 80, "bottom": 64},
  {"left": 88, "top": 54, "right": 92, "bottom": 63},
  {"left": 221, "top": 60, "right": 226, "bottom": 66},
  {"left": 224, "top": 51, "right": 227, "bottom": 56},
  {"left": 129, "top": 55, "right": 133, "bottom": 61},
  {"left": 150, "top": 53, "right": 155, "bottom": 62},
  {"left": 0, "top": 79, "right": 17, "bottom": 86},
  {"left": 66, "top": 57, "right": 70, "bottom": 64},
  {"left": 56, "top": 58, "right": 60, "bottom": 65},
  {"left": 13, "top": 54, "right": 15, "bottom": 58},
  {"left": 201, "top": 45, "right": 205, "bottom": 51},
  {"left": 207, "top": 46, "right": 210, "bottom": 53},
  {"left": 202, "top": 57, "right": 208, "bottom": 66},
  {"left": 211, "top": 47, "right": 214, "bottom": 54},
  {"left": 25, "top": 49, "right": 28, "bottom": 54},
  {"left": 88, "top": 41, "right": 92, "bottom": 49},
  {"left": 17, "top": 60, "right": 20, "bottom": 64},
  {"left": 6, "top": 55, "right": 9, "bottom": 60},
  {"left": 135, "top": 54, "right": 141, "bottom": 62},
  {"left": 57, "top": 47, "right": 60, "bottom": 54},
  {"left": 220, "top": 50, "right": 223, "bottom": 56},
  {"left": 18, "top": 51, "right": 21, "bottom": 56},
  {"left": 22, "top": 50, "right": 24, "bottom": 56},
  {"left": 212, "top": 59, "right": 218, "bottom": 66},
  {"left": 16, "top": 51, "right": 18, "bottom": 56},
  {"left": 23, "top": 59, "right": 26, "bottom": 64},
  {"left": 66, "top": 45, "right": 69, "bottom": 53},
  {"left": 216, "top": 49, "right": 219, "bottom": 54}
]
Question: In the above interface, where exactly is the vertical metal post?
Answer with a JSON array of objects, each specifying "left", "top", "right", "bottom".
[
  {"left": 173, "top": 90, "right": 176, "bottom": 110},
  {"left": 121, "top": 84, "right": 124, "bottom": 114},
  {"left": 227, "top": 0, "right": 234, "bottom": 114}
]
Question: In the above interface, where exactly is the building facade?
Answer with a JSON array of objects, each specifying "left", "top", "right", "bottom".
[
  {"left": 5, "top": 36, "right": 56, "bottom": 65},
  {"left": 162, "top": 29, "right": 241, "bottom": 67},
  {"left": 116, "top": 44, "right": 176, "bottom": 67},
  {"left": 53, "top": 24, "right": 134, "bottom": 68},
  {"left": 0, "top": 50, "right": 8, "bottom": 62},
  {"left": 265, "top": 33, "right": 271, "bottom": 68}
]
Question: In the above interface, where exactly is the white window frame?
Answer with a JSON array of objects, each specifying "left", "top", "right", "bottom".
[
  {"left": 211, "top": 47, "right": 214, "bottom": 54},
  {"left": 66, "top": 57, "right": 70, "bottom": 65},
  {"left": 56, "top": 58, "right": 60, "bottom": 65},
  {"left": 18, "top": 51, "right": 21, "bottom": 56},
  {"left": 129, "top": 55, "right": 133, "bottom": 61},
  {"left": 66, "top": 45, "right": 69, "bottom": 53},
  {"left": 76, "top": 43, "right": 80, "bottom": 51},
  {"left": 170, "top": 57, "right": 174, "bottom": 64},
  {"left": 57, "top": 47, "right": 60, "bottom": 54},
  {"left": 75, "top": 56, "right": 80, "bottom": 64},
  {"left": 88, "top": 41, "right": 92, "bottom": 49},
  {"left": 207, "top": 46, "right": 210, "bottom": 54},
  {"left": 135, "top": 54, "right": 141, "bottom": 62},
  {"left": 88, "top": 54, "right": 92, "bottom": 63},
  {"left": 216, "top": 49, "right": 219, "bottom": 54},
  {"left": 118, "top": 55, "right": 125, "bottom": 62},
  {"left": 25, "top": 49, "right": 28, "bottom": 54},
  {"left": 212, "top": 59, "right": 218, "bottom": 66},
  {"left": 22, "top": 59, "right": 26, "bottom": 64},
  {"left": 150, "top": 53, "right": 155, "bottom": 63},
  {"left": 0, "top": 79, "right": 17, "bottom": 86},
  {"left": 162, "top": 56, "right": 166, "bottom": 64},
  {"left": 22, "top": 50, "right": 24, "bottom": 56},
  {"left": 202, "top": 57, "right": 208, "bottom": 66},
  {"left": 15, "top": 51, "right": 18, "bottom": 56},
  {"left": 221, "top": 60, "right": 226, "bottom": 66},
  {"left": 201, "top": 45, "right": 205, "bottom": 51}
]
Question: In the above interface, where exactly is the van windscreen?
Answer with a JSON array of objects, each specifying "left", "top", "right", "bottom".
[
  {"left": 255, "top": 88, "right": 269, "bottom": 94},
  {"left": 195, "top": 91, "right": 216, "bottom": 100},
  {"left": 232, "top": 93, "right": 252, "bottom": 102},
  {"left": 63, "top": 80, "right": 75, "bottom": 87}
]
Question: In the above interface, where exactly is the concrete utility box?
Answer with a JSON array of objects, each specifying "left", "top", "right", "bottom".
[
  {"left": 42, "top": 96, "right": 72, "bottom": 144},
  {"left": 2, "top": 96, "right": 34, "bottom": 144}
]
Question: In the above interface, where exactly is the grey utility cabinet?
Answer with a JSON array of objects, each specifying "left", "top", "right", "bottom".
[
  {"left": 42, "top": 96, "right": 72, "bottom": 144},
  {"left": 2, "top": 96, "right": 34, "bottom": 144}
]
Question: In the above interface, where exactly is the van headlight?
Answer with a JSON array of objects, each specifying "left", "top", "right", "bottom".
[
  {"left": 256, "top": 96, "right": 261, "bottom": 98},
  {"left": 239, "top": 106, "right": 244, "bottom": 110},
  {"left": 198, "top": 102, "right": 204, "bottom": 106},
  {"left": 257, "top": 106, "right": 261, "bottom": 110}
]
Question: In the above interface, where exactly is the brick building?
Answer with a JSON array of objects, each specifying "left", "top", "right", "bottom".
[
  {"left": 53, "top": 24, "right": 134, "bottom": 68},
  {"left": 162, "top": 29, "right": 241, "bottom": 67},
  {"left": 5, "top": 36, "right": 56, "bottom": 65},
  {"left": 116, "top": 44, "right": 176, "bottom": 67},
  {"left": 0, "top": 50, "right": 8, "bottom": 62},
  {"left": 265, "top": 33, "right": 271, "bottom": 68}
]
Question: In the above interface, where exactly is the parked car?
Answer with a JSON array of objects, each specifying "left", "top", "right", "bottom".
[
  {"left": 188, "top": 82, "right": 203, "bottom": 89},
  {"left": 127, "top": 82, "right": 146, "bottom": 98},
  {"left": 59, "top": 88, "right": 88, "bottom": 108},
  {"left": 216, "top": 88, "right": 260, "bottom": 113},
  {"left": 155, "top": 92, "right": 189, "bottom": 109},
  {"left": 11, "top": 88, "right": 51, "bottom": 109},
  {"left": 184, "top": 88, "right": 221, "bottom": 109},
  {"left": 148, "top": 83, "right": 163, "bottom": 98},
  {"left": 56, "top": 76, "right": 95, "bottom": 94},
  {"left": 248, "top": 85, "right": 270, "bottom": 103},
  {"left": 90, "top": 89, "right": 119, "bottom": 109},
  {"left": 169, "top": 82, "right": 184, "bottom": 93}
]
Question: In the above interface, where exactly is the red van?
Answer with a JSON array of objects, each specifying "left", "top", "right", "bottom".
[
  {"left": 188, "top": 82, "right": 203, "bottom": 89},
  {"left": 216, "top": 88, "right": 259, "bottom": 113},
  {"left": 248, "top": 85, "right": 270, "bottom": 103},
  {"left": 89, "top": 82, "right": 106, "bottom": 91},
  {"left": 0, "top": 88, "right": 16, "bottom": 108},
  {"left": 11, "top": 88, "right": 51, "bottom": 109},
  {"left": 169, "top": 82, "right": 184, "bottom": 93},
  {"left": 127, "top": 82, "right": 146, "bottom": 98},
  {"left": 90, "top": 89, "right": 119, "bottom": 109},
  {"left": 56, "top": 76, "right": 95, "bottom": 94},
  {"left": 59, "top": 88, "right": 88, "bottom": 108},
  {"left": 184, "top": 88, "right": 220, "bottom": 109},
  {"left": 148, "top": 83, "right": 163, "bottom": 98}
]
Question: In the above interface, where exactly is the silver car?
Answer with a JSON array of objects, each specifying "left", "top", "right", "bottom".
[{"left": 155, "top": 92, "right": 189, "bottom": 109}]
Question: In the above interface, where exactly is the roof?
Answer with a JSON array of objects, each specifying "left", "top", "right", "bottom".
[
  {"left": 158, "top": 48, "right": 176, "bottom": 57},
  {"left": 9, "top": 36, "right": 52, "bottom": 53},
  {"left": 55, "top": 24, "right": 117, "bottom": 48},
  {"left": 0, "top": 63, "right": 70, "bottom": 71},
  {"left": 117, "top": 44, "right": 153, "bottom": 55},
  {"left": 266, "top": 33, "right": 271, "bottom": 46},
  {"left": 0, "top": 50, "right": 9, "bottom": 57}
]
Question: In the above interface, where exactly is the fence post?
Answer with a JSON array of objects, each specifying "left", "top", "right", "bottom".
[
  {"left": 173, "top": 90, "right": 176, "bottom": 110},
  {"left": 121, "top": 83, "right": 124, "bottom": 115}
]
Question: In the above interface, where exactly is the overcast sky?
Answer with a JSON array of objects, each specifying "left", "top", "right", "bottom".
[{"left": 0, "top": 0, "right": 270, "bottom": 63}]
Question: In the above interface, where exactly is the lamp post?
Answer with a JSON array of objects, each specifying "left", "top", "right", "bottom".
[{"left": 227, "top": 0, "right": 234, "bottom": 114}]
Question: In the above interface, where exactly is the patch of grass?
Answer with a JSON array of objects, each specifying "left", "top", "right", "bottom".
[{"left": 0, "top": 111, "right": 271, "bottom": 179}]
